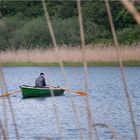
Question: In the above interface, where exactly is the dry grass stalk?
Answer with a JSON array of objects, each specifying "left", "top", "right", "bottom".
[{"left": 0, "top": 46, "right": 140, "bottom": 63}]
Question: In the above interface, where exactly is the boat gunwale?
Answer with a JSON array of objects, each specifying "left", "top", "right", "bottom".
[{"left": 20, "top": 85, "right": 63, "bottom": 91}]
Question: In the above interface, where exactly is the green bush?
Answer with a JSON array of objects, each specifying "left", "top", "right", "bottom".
[
  {"left": 20, "top": 17, "right": 80, "bottom": 47},
  {"left": 0, "top": 15, "right": 26, "bottom": 50},
  {"left": 1, "top": 13, "right": 140, "bottom": 50},
  {"left": 52, "top": 17, "right": 80, "bottom": 45},
  {"left": 117, "top": 25, "right": 140, "bottom": 44},
  {"left": 20, "top": 17, "right": 51, "bottom": 48},
  {"left": 0, "top": 21, "right": 9, "bottom": 50}
]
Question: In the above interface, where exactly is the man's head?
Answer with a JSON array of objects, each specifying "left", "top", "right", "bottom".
[{"left": 40, "top": 73, "right": 45, "bottom": 76}]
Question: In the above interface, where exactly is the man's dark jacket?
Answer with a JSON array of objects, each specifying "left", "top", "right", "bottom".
[{"left": 35, "top": 76, "right": 46, "bottom": 88}]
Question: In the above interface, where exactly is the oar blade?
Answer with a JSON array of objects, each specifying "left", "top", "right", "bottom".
[
  {"left": 0, "top": 90, "right": 21, "bottom": 97},
  {"left": 75, "top": 91, "right": 87, "bottom": 96},
  {"left": 0, "top": 93, "right": 10, "bottom": 97}
]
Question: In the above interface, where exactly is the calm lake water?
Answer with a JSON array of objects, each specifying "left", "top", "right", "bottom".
[{"left": 0, "top": 66, "right": 140, "bottom": 140}]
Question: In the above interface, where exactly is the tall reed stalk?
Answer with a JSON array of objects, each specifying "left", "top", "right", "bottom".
[{"left": 0, "top": 46, "right": 139, "bottom": 64}]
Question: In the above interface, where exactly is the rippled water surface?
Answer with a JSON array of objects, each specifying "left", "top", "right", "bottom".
[{"left": 0, "top": 66, "right": 140, "bottom": 140}]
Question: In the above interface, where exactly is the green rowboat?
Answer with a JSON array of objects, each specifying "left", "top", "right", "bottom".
[{"left": 20, "top": 85, "right": 65, "bottom": 98}]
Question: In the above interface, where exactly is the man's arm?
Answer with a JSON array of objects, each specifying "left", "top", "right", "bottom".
[{"left": 42, "top": 78, "right": 46, "bottom": 87}]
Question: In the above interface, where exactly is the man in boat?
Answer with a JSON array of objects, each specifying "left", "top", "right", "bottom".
[{"left": 35, "top": 73, "right": 47, "bottom": 88}]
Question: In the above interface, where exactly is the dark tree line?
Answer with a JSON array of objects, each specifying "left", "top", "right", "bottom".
[{"left": 0, "top": 0, "right": 140, "bottom": 50}]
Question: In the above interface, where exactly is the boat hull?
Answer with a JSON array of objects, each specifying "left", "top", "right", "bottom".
[{"left": 20, "top": 85, "right": 65, "bottom": 98}]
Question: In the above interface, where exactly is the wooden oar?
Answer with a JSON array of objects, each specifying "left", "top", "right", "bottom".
[
  {"left": 61, "top": 88, "right": 87, "bottom": 96},
  {"left": 47, "top": 85, "right": 87, "bottom": 96},
  {"left": 0, "top": 90, "right": 21, "bottom": 97}
]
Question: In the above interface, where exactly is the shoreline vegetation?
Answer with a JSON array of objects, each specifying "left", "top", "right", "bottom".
[
  {"left": 0, "top": 46, "right": 140, "bottom": 66},
  {"left": 1, "top": 1, "right": 140, "bottom": 67},
  {"left": 2, "top": 61, "right": 140, "bottom": 67}
]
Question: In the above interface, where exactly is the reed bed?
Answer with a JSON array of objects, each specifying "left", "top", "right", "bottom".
[{"left": 0, "top": 45, "right": 140, "bottom": 65}]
